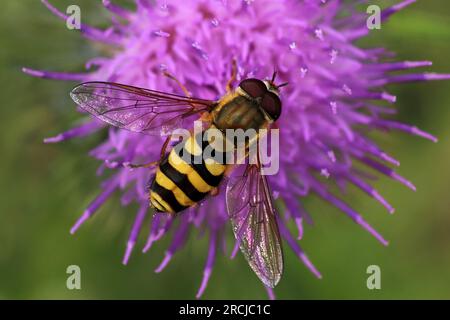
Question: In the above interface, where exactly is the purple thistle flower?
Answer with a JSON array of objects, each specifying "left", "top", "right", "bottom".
[{"left": 24, "top": 0, "right": 450, "bottom": 298}]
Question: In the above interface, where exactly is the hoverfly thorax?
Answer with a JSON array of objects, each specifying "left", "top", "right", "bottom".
[{"left": 212, "top": 74, "right": 285, "bottom": 132}]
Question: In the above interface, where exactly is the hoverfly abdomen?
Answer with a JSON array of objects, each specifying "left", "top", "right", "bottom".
[{"left": 149, "top": 130, "right": 230, "bottom": 213}]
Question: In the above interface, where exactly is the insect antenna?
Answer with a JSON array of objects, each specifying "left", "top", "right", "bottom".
[{"left": 271, "top": 71, "right": 278, "bottom": 83}]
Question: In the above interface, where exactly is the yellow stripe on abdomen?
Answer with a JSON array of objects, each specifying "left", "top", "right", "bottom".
[
  {"left": 168, "top": 150, "right": 215, "bottom": 193},
  {"left": 155, "top": 169, "right": 195, "bottom": 207},
  {"left": 150, "top": 191, "right": 174, "bottom": 213}
]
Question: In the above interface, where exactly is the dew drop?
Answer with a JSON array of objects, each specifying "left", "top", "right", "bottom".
[
  {"left": 300, "top": 67, "right": 308, "bottom": 78},
  {"left": 342, "top": 84, "right": 352, "bottom": 95},
  {"left": 315, "top": 28, "right": 324, "bottom": 41},
  {"left": 320, "top": 168, "right": 330, "bottom": 178},
  {"left": 192, "top": 41, "right": 202, "bottom": 50},
  {"left": 330, "top": 49, "right": 338, "bottom": 64},
  {"left": 160, "top": 2, "right": 168, "bottom": 11},
  {"left": 327, "top": 150, "right": 336, "bottom": 163},
  {"left": 211, "top": 18, "right": 219, "bottom": 27},
  {"left": 192, "top": 41, "right": 209, "bottom": 60},
  {"left": 330, "top": 101, "right": 338, "bottom": 114},
  {"left": 153, "top": 30, "right": 170, "bottom": 38}
]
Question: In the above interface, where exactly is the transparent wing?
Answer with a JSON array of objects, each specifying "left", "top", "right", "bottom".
[
  {"left": 70, "top": 81, "right": 215, "bottom": 135},
  {"left": 226, "top": 164, "right": 283, "bottom": 288}
]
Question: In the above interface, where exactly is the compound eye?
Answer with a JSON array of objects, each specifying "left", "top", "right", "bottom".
[
  {"left": 261, "top": 92, "right": 282, "bottom": 121},
  {"left": 239, "top": 79, "right": 267, "bottom": 98}
]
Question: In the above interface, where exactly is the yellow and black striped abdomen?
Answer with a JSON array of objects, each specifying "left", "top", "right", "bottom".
[{"left": 149, "top": 130, "right": 229, "bottom": 213}]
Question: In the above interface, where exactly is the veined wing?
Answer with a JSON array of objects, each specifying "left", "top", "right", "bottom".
[
  {"left": 226, "top": 164, "right": 283, "bottom": 288},
  {"left": 70, "top": 81, "right": 216, "bottom": 135}
]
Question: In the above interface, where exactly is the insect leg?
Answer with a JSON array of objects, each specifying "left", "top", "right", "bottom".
[
  {"left": 163, "top": 71, "right": 191, "bottom": 97},
  {"left": 226, "top": 59, "right": 238, "bottom": 93},
  {"left": 198, "top": 111, "right": 213, "bottom": 124},
  {"left": 159, "top": 134, "right": 172, "bottom": 161},
  {"left": 124, "top": 135, "right": 173, "bottom": 169},
  {"left": 210, "top": 187, "right": 219, "bottom": 196},
  {"left": 162, "top": 71, "right": 206, "bottom": 114},
  {"left": 124, "top": 161, "right": 159, "bottom": 169}
]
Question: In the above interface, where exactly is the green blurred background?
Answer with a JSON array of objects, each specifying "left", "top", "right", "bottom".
[{"left": 1, "top": 0, "right": 449, "bottom": 299}]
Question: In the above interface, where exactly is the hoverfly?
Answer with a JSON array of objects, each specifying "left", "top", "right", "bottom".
[{"left": 70, "top": 65, "right": 287, "bottom": 288}]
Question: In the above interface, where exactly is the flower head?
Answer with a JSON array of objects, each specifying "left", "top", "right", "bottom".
[{"left": 24, "top": 0, "right": 450, "bottom": 298}]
